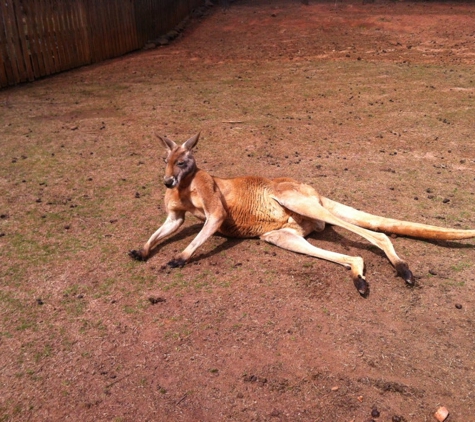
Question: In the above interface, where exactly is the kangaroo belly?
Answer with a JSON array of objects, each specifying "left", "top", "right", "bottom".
[{"left": 214, "top": 176, "right": 292, "bottom": 238}]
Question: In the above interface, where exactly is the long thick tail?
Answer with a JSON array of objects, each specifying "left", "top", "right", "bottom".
[{"left": 321, "top": 197, "right": 475, "bottom": 240}]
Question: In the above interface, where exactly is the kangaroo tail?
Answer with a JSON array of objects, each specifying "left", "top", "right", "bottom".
[{"left": 320, "top": 197, "right": 475, "bottom": 240}]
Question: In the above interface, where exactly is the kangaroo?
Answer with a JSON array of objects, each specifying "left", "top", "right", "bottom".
[{"left": 129, "top": 133, "right": 475, "bottom": 295}]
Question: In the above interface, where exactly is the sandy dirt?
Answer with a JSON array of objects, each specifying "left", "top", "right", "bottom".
[{"left": 1, "top": 1, "right": 475, "bottom": 421}]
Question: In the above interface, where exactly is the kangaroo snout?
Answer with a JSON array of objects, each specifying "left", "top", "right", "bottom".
[{"left": 164, "top": 176, "right": 177, "bottom": 188}]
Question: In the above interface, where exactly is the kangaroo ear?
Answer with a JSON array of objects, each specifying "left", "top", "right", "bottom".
[
  {"left": 183, "top": 132, "right": 200, "bottom": 151},
  {"left": 156, "top": 134, "right": 177, "bottom": 151}
]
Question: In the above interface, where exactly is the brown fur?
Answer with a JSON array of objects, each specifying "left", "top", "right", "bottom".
[{"left": 129, "top": 133, "right": 475, "bottom": 295}]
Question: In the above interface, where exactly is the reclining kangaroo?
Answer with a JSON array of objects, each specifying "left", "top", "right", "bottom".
[{"left": 129, "top": 133, "right": 475, "bottom": 295}]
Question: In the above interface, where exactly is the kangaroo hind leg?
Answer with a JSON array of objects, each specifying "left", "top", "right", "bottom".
[
  {"left": 272, "top": 187, "right": 415, "bottom": 286},
  {"left": 261, "top": 228, "right": 369, "bottom": 295}
]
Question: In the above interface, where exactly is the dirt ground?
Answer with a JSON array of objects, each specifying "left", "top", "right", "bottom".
[{"left": 1, "top": 0, "right": 475, "bottom": 421}]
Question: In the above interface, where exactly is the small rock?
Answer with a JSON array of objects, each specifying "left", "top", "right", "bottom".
[
  {"left": 167, "top": 30, "right": 179, "bottom": 40},
  {"left": 434, "top": 406, "right": 449, "bottom": 422},
  {"left": 371, "top": 408, "right": 380, "bottom": 418},
  {"left": 149, "top": 296, "right": 166, "bottom": 305},
  {"left": 156, "top": 37, "right": 170, "bottom": 46},
  {"left": 442, "top": 198, "right": 450, "bottom": 203},
  {"left": 455, "top": 303, "right": 462, "bottom": 309}
]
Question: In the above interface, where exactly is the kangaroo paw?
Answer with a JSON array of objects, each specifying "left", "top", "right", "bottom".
[
  {"left": 353, "top": 275, "right": 369, "bottom": 296},
  {"left": 128, "top": 249, "right": 148, "bottom": 262},
  {"left": 395, "top": 262, "right": 415, "bottom": 286},
  {"left": 167, "top": 257, "right": 187, "bottom": 268}
]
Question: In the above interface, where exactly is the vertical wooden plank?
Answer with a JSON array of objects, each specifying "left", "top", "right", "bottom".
[
  {"left": 10, "top": 0, "right": 35, "bottom": 83},
  {"left": 57, "top": 0, "right": 74, "bottom": 70},
  {"left": 36, "top": 0, "right": 55, "bottom": 75},
  {"left": 92, "top": 0, "right": 105, "bottom": 62},
  {"left": 21, "top": 0, "right": 44, "bottom": 78},
  {"left": 62, "top": 0, "right": 76, "bottom": 70},
  {"left": 84, "top": 0, "right": 96, "bottom": 63},
  {"left": 88, "top": 0, "right": 105, "bottom": 62},
  {"left": 0, "top": 1, "right": 15, "bottom": 86},
  {"left": 96, "top": 0, "right": 107, "bottom": 61},
  {"left": 77, "top": 0, "right": 91, "bottom": 65},
  {"left": 110, "top": 0, "right": 120, "bottom": 56},
  {"left": 34, "top": 0, "right": 51, "bottom": 76},
  {"left": 1, "top": 0, "right": 21, "bottom": 84},
  {"left": 66, "top": 0, "right": 83, "bottom": 67},
  {"left": 43, "top": 0, "right": 61, "bottom": 72},
  {"left": 120, "top": 0, "right": 131, "bottom": 52},
  {"left": 117, "top": 0, "right": 128, "bottom": 53},
  {"left": 104, "top": 0, "right": 116, "bottom": 58},
  {"left": 114, "top": 0, "right": 126, "bottom": 55},
  {"left": 132, "top": 0, "right": 143, "bottom": 47},
  {"left": 34, "top": 0, "right": 55, "bottom": 76},
  {"left": 84, "top": 0, "right": 94, "bottom": 62},
  {"left": 109, "top": 0, "right": 120, "bottom": 58},
  {"left": 73, "top": 0, "right": 90, "bottom": 66},
  {"left": 61, "top": 0, "right": 77, "bottom": 68},
  {"left": 126, "top": 0, "right": 139, "bottom": 51},
  {"left": 43, "top": 0, "right": 62, "bottom": 73}
]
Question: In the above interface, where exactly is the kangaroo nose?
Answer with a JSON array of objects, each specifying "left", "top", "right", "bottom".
[{"left": 164, "top": 176, "right": 176, "bottom": 188}]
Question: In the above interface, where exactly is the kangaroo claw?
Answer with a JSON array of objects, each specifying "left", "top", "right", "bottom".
[
  {"left": 167, "top": 258, "right": 187, "bottom": 268},
  {"left": 129, "top": 249, "right": 147, "bottom": 262},
  {"left": 354, "top": 275, "right": 369, "bottom": 296},
  {"left": 395, "top": 262, "right": 415, "bottom": 286}
]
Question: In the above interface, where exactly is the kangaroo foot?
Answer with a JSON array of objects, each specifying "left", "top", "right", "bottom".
[
  {"left": 128, "top": 249, "right": 148, "bottom": 261},
  {"left": 395, "top": 262, "right": 415, "bottom": 286},
  {"left": 353, "top": 275, "right": 369, "bottom": 296},
  {"left": 167, "top": 257, "right": 187, "bottom": 268}
]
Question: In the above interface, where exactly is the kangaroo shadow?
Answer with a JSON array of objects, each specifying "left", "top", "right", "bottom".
[
  {"left": 309, "top": 225, "right": 475, "bottom": 255},
  {"left": 147, "top": 223, "right": 245, "bottom": 263},
  {"left": 307, "top": 225, "right": 387, "bottom": 259},
  {"left": 148, "top": 222, "right": 475, "bottom": 266}
]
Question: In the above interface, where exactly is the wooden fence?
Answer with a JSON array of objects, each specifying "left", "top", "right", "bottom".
[{"left": 0, "top": 0, "right": 203, "bottom": 88}]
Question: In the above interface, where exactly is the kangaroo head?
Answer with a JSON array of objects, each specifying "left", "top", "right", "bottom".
[{"left": 157, "top": 133, "right": 200, "bottom": 189}]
